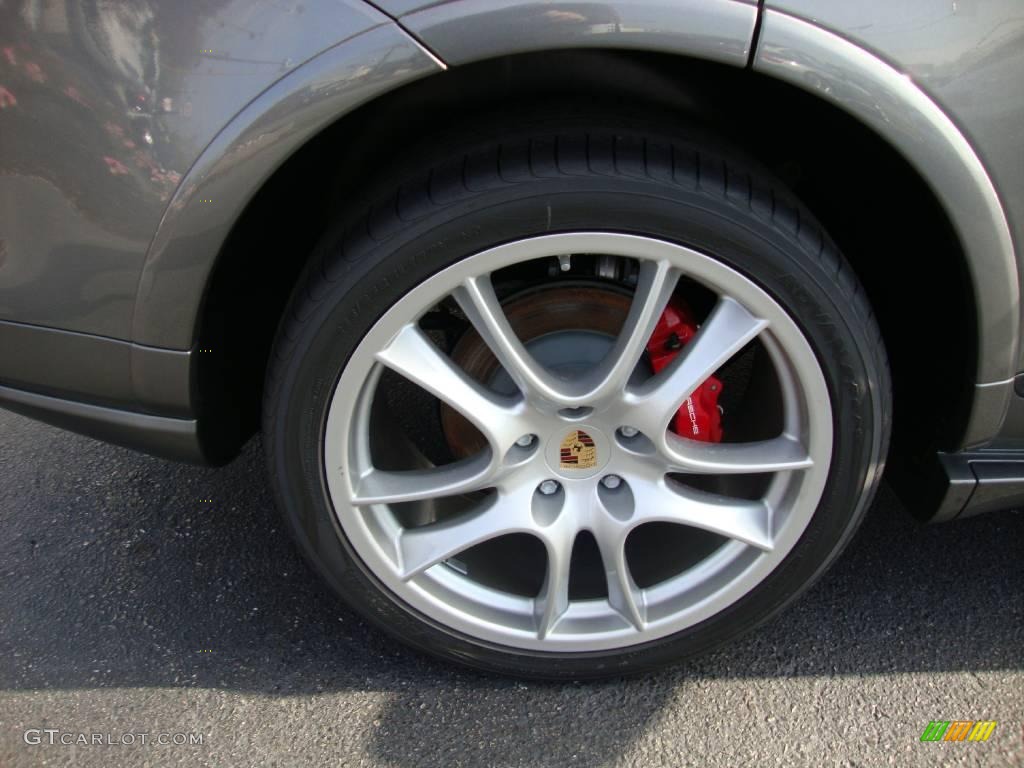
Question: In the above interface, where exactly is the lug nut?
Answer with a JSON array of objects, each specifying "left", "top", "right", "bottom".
[
  {"left": 619, "top": 426, "right": 639, "bottom": 438},
  {"left": 516, "top": 434, "right": 535, "bottom": 447},
  {"left": 601, "top": 475, "right": 622, "bottom": 490},
  {"left": 539, "top": 480, "right": 560, "bottom": 496}
]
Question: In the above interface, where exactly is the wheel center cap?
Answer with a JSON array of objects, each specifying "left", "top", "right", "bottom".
[{"left": 545, "top": 424, "right": 611, "bottom": 479}]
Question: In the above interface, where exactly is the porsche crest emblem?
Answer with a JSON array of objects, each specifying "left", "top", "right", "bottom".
[{"left": 559, "top": 429, "right": 597, "bottom": 469}]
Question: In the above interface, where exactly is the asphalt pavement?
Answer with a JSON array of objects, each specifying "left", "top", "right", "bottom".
[{"left": 0, "top": 408, "right": 1021, "bottom": 767}]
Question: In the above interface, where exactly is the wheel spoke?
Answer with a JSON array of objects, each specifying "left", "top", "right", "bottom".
[
  {"left": 578, "top": 259, "right": 679, "bottom": 403},
  {"left": 534, "top": 526, "right": 575, "bottom": 639},
  {"left": 352, "top": 453, "right": 494, "bottom": 505},
  {"left": 398, "top": 491, "right": 530, "bottom": 578},
  {"left": 664, "top": 433, "right": 812, "bottom": 475},
  {"left": 627, "top": 297, "right": 767, "bottom": 432},
  {"left": 632, "top": 478, "right": 774, "bottom": 551},
  {"left": 592, "top": 516, "right": 645, "bottom": 630},
  {"left": 376, "top": 323, "right": 526, "bottom": 450},
  {"left": 453, "top": 275, "right": 564, "bottom": 404}
]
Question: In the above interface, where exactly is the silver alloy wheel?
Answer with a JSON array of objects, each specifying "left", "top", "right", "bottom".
[{"left": 324, "top": 233, "right": 832, "bottom": 652}]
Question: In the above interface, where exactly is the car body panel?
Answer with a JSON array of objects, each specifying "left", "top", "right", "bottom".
[
  {"left": 399, "top": 0, "right": 758, "bottom": 68},
  {"left": 1, "top": 4, "right": 444, "bottom": 427},
  {"left": 766, "top": 0, "right": 1024, "bottom": 439},
  {"left": 0, "top": 0, "right": 387, "bottom": 339},
  {"left": 765, "top": 0, "right": 1024, "bottom": 333},
  {"left": 132, "top": 23, "right": 443, "bottom": 348},
  {"left": 753, "top": 9, "right": 1019, "bottom": 446},
  {"left": 0, "top": 316, "right": 187, "bottom": 417},
  {"left": 374, "top": 0, "right": 756, "bottom": 20},
  {"left": 132, "top": 0, "right": 755, "bottom": 349}
]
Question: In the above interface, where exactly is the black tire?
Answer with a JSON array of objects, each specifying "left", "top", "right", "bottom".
[{"left": 263, "top": 115, "right": 891, "bottom": 679}]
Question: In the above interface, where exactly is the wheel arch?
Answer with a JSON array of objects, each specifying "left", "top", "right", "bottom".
[
  {"left": 159, "top": 13, "right": 1013, "bottom": 476},
  {"left": 128, "top": 23, "right": 445, "bottom": 352},
  {"left": 752, "top": 9, "right": 1019, "bottom": 435}
]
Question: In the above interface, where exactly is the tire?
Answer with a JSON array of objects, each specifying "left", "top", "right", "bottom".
[{"left": 263, "top": 115, "right": 891, "bottom": 679}]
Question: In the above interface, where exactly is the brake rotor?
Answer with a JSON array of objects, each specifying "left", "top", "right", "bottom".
[{"left": 441, "top": 284, "right": 632, "bottom": 458}]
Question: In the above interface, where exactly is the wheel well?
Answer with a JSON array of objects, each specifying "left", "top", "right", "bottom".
[{"left": 197, "top": 49, "right": 975, "bottom": 479}]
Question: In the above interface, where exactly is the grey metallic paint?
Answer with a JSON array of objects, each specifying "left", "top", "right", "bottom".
[
  {"left": 765, "top": 0, "right": 1024, "bottom": 347},
  {"left": 0, "top": 320, "right": 135, "bottom": 406},
  {"left": 373, "top": 0, "right": 756, "bottom": 20},
  {"left": 400, "top": 0, "right": 758, "bottom": 68},
  {"left": 133, "top": 24, "right": 443, "bottom": 349},
  {"left": 0, "top": 320, "right": 191, "bottom": 416},
  {"left": 0, "top": 0, "right": 387, "bottom": 339},
  {"left": 753, "top": 9, "right": 1019, "bottom": 446}
]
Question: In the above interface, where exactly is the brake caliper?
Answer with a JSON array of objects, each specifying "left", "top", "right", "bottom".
[{"left": 645, "top": 298, "right": 724, "bottom": 442}]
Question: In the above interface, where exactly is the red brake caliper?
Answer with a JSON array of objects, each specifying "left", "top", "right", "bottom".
[{"left": 645, "top": 298, "right": 724, "bottom": 442}]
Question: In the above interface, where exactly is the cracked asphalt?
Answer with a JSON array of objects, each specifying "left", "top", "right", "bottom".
[{"left": 0, "top": 408, "right": 1021, "bottom": 767}]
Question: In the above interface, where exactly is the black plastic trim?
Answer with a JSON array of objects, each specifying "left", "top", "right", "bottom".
[
  {"left": 928, "top": 449, "right": 1024, "bottom": 521},
  {"left": 0, "top": 383, "right": 208, "bottom": 464}
]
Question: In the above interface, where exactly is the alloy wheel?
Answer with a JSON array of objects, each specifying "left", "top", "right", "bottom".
[{"left": 323, "top": 232, "right": 832, "bottom": 652}]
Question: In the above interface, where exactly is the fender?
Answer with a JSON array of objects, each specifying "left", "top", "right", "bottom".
[
  {"left": 129, "top": 0, "right": 755, "bottom": 342},
  {"left": 754, "top": 10, "right": 1019, "bottom": 444},
  {"left": 383, "top": 0, "right": 1019, "bottom": 445},
  {"left": 131, "top": 0, "right": 1019, "bottom": 450},
  {"left": 130, "top": 24, "right": 444, "bottom": 351},
  {"left": 0, "top": 0, "right": 388, "bottom": 340},
  {"left": 399, "top": 0, "right": 759, "bottom": 68}
]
